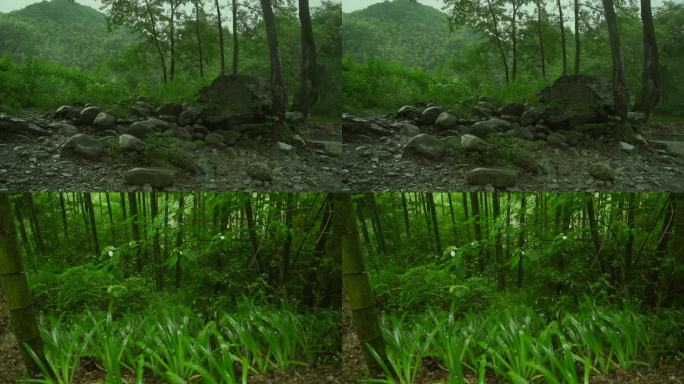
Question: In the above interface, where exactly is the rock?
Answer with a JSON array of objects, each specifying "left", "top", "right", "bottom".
[
  {"left": 167, "top": 126, "right": 192, "bottom": 141},
  {"left": 539, "top": 75, "right": 613, "bottom": 129},
  {"left": 62, "top": 134, "right": 103, "bottom": 159},
  {"left": 342, "top": 114, "right": 392, "bottom": 137},
  {"left": 118, "top": 134, "right": 145, "bottom": 152},
  {"left": 56, "top": 122, "right": 79, "bottom": 136},
  {"left": 285, "top": 111, "right": 305, "bottom": 125},
  {"left": 500, "top": 114, "right": 519, "bottom": 123},
  {"left": 178, "top": 107, "right": 201, "bottom": 127},
  {"left": 55, "top": 105, "right": 80, "bottom": 119},
  {"left": 439, "top": 136, "right": 460, "bottom": 147},
  {"left": 466, "top": 168, "right": 518, "bottom": 188},
  {"left": 421, "top": 106, "right": 442, "bottom": 125},
  {"left": 221, "top": 130, "right": 241, "bottom": 145},
  {"left": 651, "top": 140, "right": 684, "bottom": 157},
  {"left": 619, "top": 141, "right": 635, "bottom": 152},
  {"left": 1, "top": 114, "right": 29, "bottom": 135},
  {"left": 589, "top": 163, "right": 616, "bottom": 181},
  {"left": 197, "top": 75, "right": 272, "bottom": 129},
  {"left": 125, "top": 168, "right": 176, "bottom": 188},
  {"left": 309, "top": 140, "right": 342, "bottom": 157},
  {"left": 434, "top": 112, "right": 459, "bottom": 130},
  {"left": 510, "top": 126, "right": 534, "bottom": 141},
  {"left": 533, "top": 124, "right": 551, "bottom": 139},
  {"left": 79, "top": 106, "right": 101, "bottom": 125},
  {"left": 205, "top": 133, "right": 226, "bottom": 147},
  {"left": 469, "top": 118, "right": 510, "bottom": 138},
  {"left": 402, "top": 134, "right": 446, "bottom": 160},
  {"left": 156, "top": 102, "right": 183, "bottom": 117},
  {"left": 520, "top": 106, "right": 545, "bottom": 126},
  {"left": 557, "top": 130, "right": 583, "bottom": 145},
  {"left": 460, "top": 134, "right": 488, "bottom": 152},
  {"left": 473, "top": 106, "right": 493, "bottom": 118},
  {"left": 93, "top": 112, "right": 116, "bottom": 130},
  {"left": 131, "top": 106, "right": 151, "bottom": 118},
  {"left": 397, "top": 105, "right": 421, "bottom": 120},
  {"left": 573, "top": 122, "right": 612, "bottom": 137},
  {"left": 546, "top": 132, "right": 568, "bottom": 147},
  {"left": 498, "top": 102, "right": 525, "bottom": 117},
  {"left": 127, "top": 118, "right": 169, "bottom": 138},
  {"left": 158, "top": 114, "right": 177, "bottom": 123},
  {"left": 398, "top": 122, "right": 420, "bottom": 136},
  {"left": 137, "top": 95, "right": 154, "bottom": 103},
  {"left": 276, "top": 141, "right": 294, "bottom": 153},
  {"left": 247, "top": 162, "right": 274, "bottom": 181}
]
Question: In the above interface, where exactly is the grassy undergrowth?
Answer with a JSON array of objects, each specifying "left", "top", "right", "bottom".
[
  {"left": 21, "top": 300, "right": 339, "bottom": 384},
  {"left": 366, "top": 300, "right": 683, "bottom": 384}
]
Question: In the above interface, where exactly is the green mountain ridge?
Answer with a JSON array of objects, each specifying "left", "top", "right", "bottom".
[
  {"left": 0, "top": 0, "right": 135, "bottom": 70},
  {"left": 343, "top": 0, "right": 478, "bottom": 70}
]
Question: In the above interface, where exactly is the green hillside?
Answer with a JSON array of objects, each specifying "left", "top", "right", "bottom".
[
  {"left": 342, "top": 0, "right": 478, "bottom": 70},
  {"left": 0, "top": 0, "right": 135, "bottom": 69}
]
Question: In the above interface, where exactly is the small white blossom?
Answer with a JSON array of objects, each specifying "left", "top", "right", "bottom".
[
  {"left": 450, "top": 250, "right": 456, "bottom": 258},
  {"left": 108, "top": 250, "right": 114, "bottom": 257},
  {"left": 220, "top": 235, "right": 225, "bottom": 240}
]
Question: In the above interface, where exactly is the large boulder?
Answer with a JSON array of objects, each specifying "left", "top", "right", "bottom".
[
  {"left": 79, "top": 106, "right": 101, "bottom": 125},
  {"left": 62, "top": 134, "right": 103, "bottom": 159},
  {"left": 402, "top": 134, "right": 446, "bottom": 160},
  {"left": 156, "top": 102, "right": 183, "bottom": 117},
  {"left": 539, "top": 75, "right": 614, "bottom": 130},
  {"left": 125, "top": 168, "right": 176, "bottom": 188},
  {"left": 434, "top": 112, "right": 459, "bottom": 130},
  {"left": 197, "top": 75, "right": 272, "bottom": 129},
  {"left": 127, "top": 118, "right": 169, "bottom": 138},
  {"left": 93, "top": 112, "right": 116, "bottom": 130},
  {"left": 420, "top": 106, "right": 442, "bottom": 125},
  {"left": 466, "top": 168, "right": 518, "bottom": 188}
]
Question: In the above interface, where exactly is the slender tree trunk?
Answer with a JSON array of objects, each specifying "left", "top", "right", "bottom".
[
  {"left": 144, "top": 0, "right": 167, "bottom": 84},
  {"left": 427, "top": 193, "right": 442, "bottom": 253},
  {"left": 574, "top": 0, "right": 580, "bottom": 74},
  {"left": 169, "top": 0, "right": 177, "bottom": 82},
  {"left": 355, "top": 202, "right": 374, "bottom": 255},
  {"left": 151, "top": 193, "right": 162, "bottom": 290},
  {"left": 602, "top": 0, "right": 630, "bottom": 124},
  {"left": 128, "top": 192, "right": 141, "bottom": 275},
  {"left": 106, "top": 193, "right": 116, "bottom": 242},
  {"left": 232, "top": 0, "right": 239, "bottom": 74},
  {"left": 24, "top": 195, "right": 43, "bottom": 254},
  {"left": 666, "top": 194, "right": 684, "bottom": 306},
  {"left": 447, "top": 193, "right": 457, "bottom": 244},
  {"left": 634, "top": 0, "right": 660, "bottom": 116},
  {"left": 646, "top": 194, "right": 674, "bottom": 306},
  {"left": 557, "top": 0, "right": 567, "bottom": 75},
  {"left": 518, "top": 194, "right": 527, "bottom": 288},
  {"left": 334, "top": 194, "right": 388, "bottom": 375},
  {"left": 511, "top": 3, "right": 518, "bottom": 82},
  {"left": 293, "top": 0, "right": 319, "bottom": 115},
  {"left": 175, "top": 195, "right": 185, "bottom": 289},
  {"left": 486, "top": 0, "right": 510, "bottom": 84},
  {"left": 302, "top": 196, "right": 333, "bottom": 307},
  {"left": 215, "top": 0, "right": 225, "bottom": 76},
  {"left": 84, "top": 194, "right": 100, "bottom": 255},
  {"left": 260, "top": 0, "right": 287, "bottom": 137},
  {"left": 281, "top": 194, "right": 294, "bottom": 296},
  {"left": 493, "top": 192, "right": 505, "bottom": 290},
  {"left": 193, "top": 0, "right": 204, "bottom": 78},
  {"left": 120, "top": 192, "right": 128, "bottom": 242},
  {"left": 13, "top": 199, "right": 33, "bottom": 261},
  {"left": 470, "top": 192, "right": 484, "bottom": 273},
  {"left": 245, "top": 195, "right": 263, "bottom": 273},
  {"left": 0, "top": 194, "right": 44, "bottom": 374},
  {"left": 537, "top": 0, "right": 546, "bottom": 77},
  {"left": 401, "top": 193, "right": 411, "bottom": 239},
  {"left": 367, "top": 195, "right": 386, "bottom": 254},
  {"left": 59, "top": 193, "right": 68, "bottom": 239}
]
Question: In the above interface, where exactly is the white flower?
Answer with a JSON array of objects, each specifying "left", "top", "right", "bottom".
[
  {"left": 220, "top": 235, "right": 225, "bottom": 240},
  {"left": 108, "top": 250, "right": 114, "bottom": 257},
  {"left": 179, "top": 250, "right": 183, "bottom": 255},
  {"left": 562, "top": 235, "right": 567, "bottom": 240},
  {"left": 450, "top": 250, "right": 456, "bottom": 258}
]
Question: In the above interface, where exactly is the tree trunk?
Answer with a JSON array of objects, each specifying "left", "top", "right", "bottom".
[
  {"left": 666, "top": 193, "right": 684, "bottom": 306},
  {"left": 401, "top": 193, "right": 411, "bottom": 239},
  {"left": 128, "top": 192, "right": 141, "bottom": 275},
  {"left": 486, "top": 0, "right": 510, "bottom": 84},
  {"left": 334, "top": 194, "right": 388, "bottom": 375},
  {"left": 59, "top": 192, "right": 68, "bottom": 240},
  {"left": 302, "top": 196, "right": 333, "bottom": 307},
  {"left": 144, "top": 0, "right": 167, "bottom": 84},
  {"left": 602, "top": 0, "right": 630, "bottom": 124},
  {"left": 106, "top": 193, "right": 116, "bottom": 242},
  {"left": 537, "top": 0, "right": 546, "bottom": 77},
  {"left": 232, "top": 0, "right": 239, "bottom": 74},
  {"left": 355, "top": 201, "right": 374, "bottom": 255},
  {"left": 151, "top": 193, "right": 162, "bottom": 290},
  {"left": 215, "top": 0, "right": 225, "bottom": 76},
  {"left": 426, "top": 193, "right": 441, "bottom": 253},
  {"left": 574, "top": 0, "right": 580, "bottom": 74},
  {"left": 511, "top": 2, "right": 518, "bottom": 82},
  {"left": 633, "top": 0, "right": 660, "bottom": 116},
  {"left": 260, "top": 0, "right": 287, "bottom": 137},
  {"left": 175, "top": 195, "right": 185, "bottom": 289},
  {"left": 367, "top": 195, "right": 386, "bottom": 254},
  {"left": 169, "top": 0, "right": 177, "bottom": 82},
  {"left": 0, "top": 194, "right": 44, "bottom": 374},
  {"left": 470, "top": 192, "right": 484, "bottom": 273},
  {"left": 557, "top": 0, "right": 567, "bottom": 75},
  {"left": 293, "top": 0, "right": 319, "bottom": 115},
  {"left": 245, "top": 195, "right": 263, "bottom": 273},
  {"left": 518, "top": 194, "right": 527, "bottom": 288},
  {"left": 193, "top": 0, "right": 204, "bottom": 77},
  {"left": 447, "top": 193, "right": 457, "bottom": 244},
  {"left": 492, "top": 192, "right": 505, "bottom": 290},
  {"left": 84, "top": 194, "right": 100, "bottom": 255}
]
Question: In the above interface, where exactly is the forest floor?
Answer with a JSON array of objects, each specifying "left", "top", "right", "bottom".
[
  {"left": 0, "top": 113, "right": 341, "bottom": 192},
  {"left": 0, "top": 295, "right": 24, "bottom": 384},
  {"left": 341, "top": 113, "right": 684, "bottom": 192}
]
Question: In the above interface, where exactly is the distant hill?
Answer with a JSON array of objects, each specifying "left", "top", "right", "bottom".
[
  {"left": 342, "top": 0, "right": 479, "bottom": 70},
  {"left": 0, "top": 0, "right": 135, "bottom": 69}
]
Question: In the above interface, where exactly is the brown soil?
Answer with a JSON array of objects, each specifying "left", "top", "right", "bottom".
[{"left": 0, "top": 295, "right": 25, "bottom": 384}]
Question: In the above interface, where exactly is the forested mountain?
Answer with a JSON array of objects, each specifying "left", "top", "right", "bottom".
[
  {"left": 0, "top": 0, "right": 135, "bottom": 69},
  {"left": 342, "top": 0, "right": 478, "bottom": 70}
]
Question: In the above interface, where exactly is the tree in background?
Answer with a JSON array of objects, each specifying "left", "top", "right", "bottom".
[
  {"left": 260, "top": 0, "right": 287, "bottom": 136},
  {"left": 634, "top": 0, "right": 660, "bottom": 116},
  {"left": 292, "top": 0, "right": 319, "bottom": 116},
  {"left": 0, "top": 194, "right": 44, "bottom": 375},
  {"left": 601, "top": 0, "right": 629, "bottom": 125}
]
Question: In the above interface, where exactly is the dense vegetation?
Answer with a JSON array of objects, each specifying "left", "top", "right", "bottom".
[
  {"left": 340, "top": 193, "right": 684, "bottom": 383},
  {"left": 343, "top": 0, "right": 684, "bottom": 118},
  {"left": 0, "top": 0, "right": 341, "bottom": 118},
  {"left": 0, "top": 193, "right": 341, "bottom": 383}
]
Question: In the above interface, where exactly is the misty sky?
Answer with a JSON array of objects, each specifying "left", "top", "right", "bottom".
[{"left": 0, "top": 0, "right": 327, "bottom": 13}]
